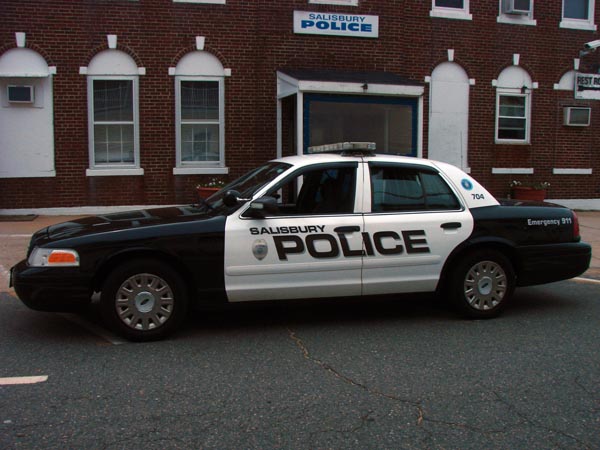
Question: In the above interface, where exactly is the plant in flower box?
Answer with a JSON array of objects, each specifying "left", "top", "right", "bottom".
[
  {"left": 509, "top": 180, "right": 550, "bottom": 201},
  {"left": 196, "top": 177, "right": 226, "bottom": 199}
]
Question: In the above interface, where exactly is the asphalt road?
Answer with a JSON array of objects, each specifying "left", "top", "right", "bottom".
[{"left": 1, "top": 280, "right": 598, "bottom": 449}]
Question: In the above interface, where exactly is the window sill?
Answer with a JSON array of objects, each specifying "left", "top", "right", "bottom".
[
  {"left": 173, "top": 0, "right": 226, "bottom": 3},
  {"left": 309, "top": 0, "right": 358, "bottom": 4},
  {"left": 86, "top": 168, "right": 144, "bottom": 177},
  {"left": 559, "top": 20, "right": 597, "bottom": 31},
  {"left": 494, "top": 140, "right": 530, "bottom": 145},
  {"left": 497, "top": 15, "right": 537, "bottom": 26},
  {"left": 492, "top": 168, "right": 534, "bottom": 175},
  {"left": 173, "top": 167, "right": 229, "bottom": 175},
  {"left": 429, "top": 9, "right": 473, "bottom": 21},
  {"left": 553, "top": 168, "right": 593, "bottom": 175}
]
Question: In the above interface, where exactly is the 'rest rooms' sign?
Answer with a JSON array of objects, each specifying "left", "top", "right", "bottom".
[
  {"left": 294, "top": 11, "right": 379, "bottom": 38},
  {"left": 575, "top": 73, "right": 600, "bottom": 100}
]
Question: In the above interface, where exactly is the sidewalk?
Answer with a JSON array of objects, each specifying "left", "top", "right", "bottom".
[{"left": 1, "top": 212, "right": 599, "bottom": 282}]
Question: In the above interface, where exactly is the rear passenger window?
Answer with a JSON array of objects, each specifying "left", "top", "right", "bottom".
[{"left": 370, "top": 164, "right": 460, "bottom": 212}]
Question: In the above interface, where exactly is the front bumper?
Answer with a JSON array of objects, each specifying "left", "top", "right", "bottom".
[
  {"left": 10, "top": 260, "right": 93, "bottom": 312},
  {"left": 516, "top": 241, "right": 592, "bottom": 287}
]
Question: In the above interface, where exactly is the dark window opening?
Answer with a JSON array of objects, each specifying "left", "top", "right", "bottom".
[
  {"left": 265, "top": 164, "right": 357, "bottom": 216},
  {"left": 304, "top": 94, "right": 418, "bottom": 157},
  {"left": 370, "top": 164, "right": 460, "bottom": 212}
]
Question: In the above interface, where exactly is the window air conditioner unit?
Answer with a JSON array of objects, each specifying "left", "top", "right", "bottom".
[
  {"left": 7, "top": 85, "right": 34, "bottom": 103},
  {"left": 564, "top": 107, "right": 591, "bottom": 127},
  {"left": 503, "top": 0, "right": 531, "bottom": 15}
]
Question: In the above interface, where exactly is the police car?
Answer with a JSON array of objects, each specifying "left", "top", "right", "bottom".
[{"left": 10, "top": 142, "right": 592, "bottom": 341}]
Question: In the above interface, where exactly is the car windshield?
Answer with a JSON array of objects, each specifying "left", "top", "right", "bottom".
[{"left": 200, "top": 161, "right": 292, "bottom": 214}]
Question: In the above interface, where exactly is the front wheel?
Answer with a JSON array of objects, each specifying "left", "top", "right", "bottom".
[
  {"left": 100, "top": 259, "right": 188, "bottom": 341},
  {"left": 449, "top": 250, "right": 515, "bottom": 319}
]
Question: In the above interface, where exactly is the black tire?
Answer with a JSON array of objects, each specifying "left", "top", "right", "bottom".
[
  {"left": 449, "top": 249, "right": 515, "bottom": 319},
  {"left": 100, "top": 259, "right": 188, "bottom": 341}
]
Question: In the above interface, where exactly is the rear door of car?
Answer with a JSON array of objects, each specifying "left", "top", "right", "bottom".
[
  {"left": 361, "top": 161, "right": 473, "bottom": 295},
  {"left": 224, "top": 161, "right": 366, "bottom": 302}
]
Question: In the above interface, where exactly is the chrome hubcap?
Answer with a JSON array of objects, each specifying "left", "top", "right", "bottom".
[
  {"left": 115, "top": 273, "right": 174, "bottom": 330},
  {"left": 134, "top": 291, "right": 155, "bottom": 313},
  {"left": 464, "top": 261, "right": 507, "bottom": 311}
]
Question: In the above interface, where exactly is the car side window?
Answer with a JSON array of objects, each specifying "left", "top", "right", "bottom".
[
  {"left": 264, "top": 164, "right": 357, "bottom": 216},
  {"left": 370, "top": 164, "right": 460, "bottom": 212}
]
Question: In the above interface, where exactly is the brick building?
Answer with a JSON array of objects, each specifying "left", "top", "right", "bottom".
[{"left": 1, "top": 0, "right": 599, "bottom": 211}]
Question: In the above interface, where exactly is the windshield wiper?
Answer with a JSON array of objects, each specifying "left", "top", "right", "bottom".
[{"left": 197, "top": 197, "right": 214, "bottom": 211}]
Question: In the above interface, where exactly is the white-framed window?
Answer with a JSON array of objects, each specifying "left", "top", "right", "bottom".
[
  {"left": 176, "top": 77, "right": 224, "bottom": 168},
  {"left": 171, "top": 50, "right": 227, "bottom": 175},
  {"left": 88, "top": 76, "right": 139, "bottom": 169},
  {"left": 494, "top": 64, "right": 534, "bottom": 144},
  {"left": 83, "top": 49, "right": 143, "bottom": 176},
  {"left": 309, "top": 0, "right": 358, "bottom": 5},
  {"left": 561, "top": 0, "right": 597, "bottom": 31},
  {"left": 173, "top": 0, "right": 226, "bottom": 3},
  {"left": 430, "top": 0, "right": 472, "bottom": 20},
  {"left": 497, "top": 0, "right": 537, "bottom": 26},
  {"left": 496, "top": 92, "right": 530, "bottom": 143}
]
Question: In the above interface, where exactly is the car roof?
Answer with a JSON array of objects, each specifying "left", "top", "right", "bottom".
[
  {"left": 270, "top": 152, "right": 501, "bottom": 210},
  {"left": 272, "top": 152, "right": 440, "bottom": 169}
]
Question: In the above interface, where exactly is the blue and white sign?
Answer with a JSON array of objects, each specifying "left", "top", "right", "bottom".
[{"left": 294, "top": 11, "right": 379, "bottom": 39}]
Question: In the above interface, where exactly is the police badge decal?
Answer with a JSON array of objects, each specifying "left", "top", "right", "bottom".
[{"left": 252, "top": 239, "right": 269, "bottom": 260}]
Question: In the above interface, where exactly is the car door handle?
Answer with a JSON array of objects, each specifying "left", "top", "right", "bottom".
[
  {"left": 334, "top": 226, "right": 361, "bottom": 233},
  {"left": 441, "top": 222, "right": 462, "bottom": 230}
]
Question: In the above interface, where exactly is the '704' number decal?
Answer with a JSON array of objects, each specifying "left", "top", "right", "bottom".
[{"left": 471, "top": 193, "right": 485, "bottom": 200}]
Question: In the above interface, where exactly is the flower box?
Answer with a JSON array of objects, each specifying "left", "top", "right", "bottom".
[
  {"left": 197, "top": 187, "right": 220, "bottom": 199},
  {"left": 512, "top": 186, "right": 546, "bottom": 202}
]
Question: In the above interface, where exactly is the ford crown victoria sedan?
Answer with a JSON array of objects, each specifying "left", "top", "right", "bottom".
[{"left": 10, "top": 143, "right": 592, "bottom": 341}]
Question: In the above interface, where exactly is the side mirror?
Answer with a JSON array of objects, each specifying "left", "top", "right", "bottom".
[
  {"left": 245, "top": 196, "right": 279, "bottom": 219},
  {"left": 223, "top": 190, "right": 248, "bottom": 207}
]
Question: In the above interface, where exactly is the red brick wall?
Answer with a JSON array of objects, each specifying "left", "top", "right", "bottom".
[{"left": 1, "top": 0, "right": 599, "bottom": 208}]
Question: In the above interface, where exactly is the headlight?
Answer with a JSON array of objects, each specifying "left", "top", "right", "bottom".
[{"left": 28, "top": 248, "right": 80, "bottom": 267}]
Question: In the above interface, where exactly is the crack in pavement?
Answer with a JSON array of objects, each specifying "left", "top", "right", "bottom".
[
  {"left": 491, "top": 391, "right": 594, "bottom": 450},
  {"left": 287, "top": 329, "right": 424, "bottom": 426},
  {"left": 288, "top": 329, "right": 595, "bottom": 447},
  {"left": 573, "top": 376, "right": 597, "bottom": 397}
]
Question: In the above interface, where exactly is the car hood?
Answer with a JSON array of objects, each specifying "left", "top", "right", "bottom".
[{"left": 46, "top": 206, "right": 213, "bottom": 240}]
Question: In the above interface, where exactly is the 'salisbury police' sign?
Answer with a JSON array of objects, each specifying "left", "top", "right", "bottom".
[
  {"left": 575, "top": 72, "right": 600, "bottom": 100},
  {"left": 294, "top": 11, "right": 379, "bottom": 39}
]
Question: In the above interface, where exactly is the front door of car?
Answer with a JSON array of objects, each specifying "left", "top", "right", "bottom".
[
  {"left": 224, "top": 162, "right": 366, "bottom": 302},
  {"left": 361, "top": 162, "right": 473, "bottom": 295}
]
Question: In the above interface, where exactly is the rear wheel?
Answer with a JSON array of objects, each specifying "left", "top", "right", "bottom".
[
  {"left": 100, "top": 259, "right": 188, "bottom": 341},
  {"left": 449, "top": 250, "right": 515, "bottom": 319}
]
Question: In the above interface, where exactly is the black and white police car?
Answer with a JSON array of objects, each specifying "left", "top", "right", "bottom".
[{"left": 10, "top": 142, "right": 592, "bottom": 341}]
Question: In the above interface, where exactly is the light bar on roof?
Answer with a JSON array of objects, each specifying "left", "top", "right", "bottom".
[{"left": 307, "top": 142, "right": 376, "bottom": 154}]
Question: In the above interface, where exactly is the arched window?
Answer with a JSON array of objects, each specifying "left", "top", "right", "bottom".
[
  {"left": 83, "top": 48, "right": 142, "bottom": 175},
  {"left": 172, "top": 51, "right": 227, "bottom": 174},
  {"left": 495, "top": 65, "right": 534, "bottom": 143},
  {"left": 0, "top": 43, "right": 56, "bottom": 178}
]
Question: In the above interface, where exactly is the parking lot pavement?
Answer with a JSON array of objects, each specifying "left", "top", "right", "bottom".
[{"left": 1, "top": 211, "right": 599, "bottom": 292}]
